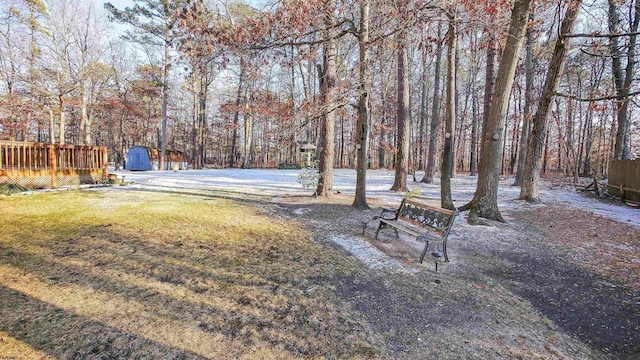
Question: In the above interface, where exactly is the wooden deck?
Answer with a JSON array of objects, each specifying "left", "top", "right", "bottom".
[{"left": 0, "top": 141, "right": 108, "bottom": 188}]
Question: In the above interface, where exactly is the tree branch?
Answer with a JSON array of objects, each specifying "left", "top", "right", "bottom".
[
  {"left": 561, "top": 31, "right": 640, "bottom": 39},
  {"left": 554, "top": 90, "right": 640, "bottom": 102}
]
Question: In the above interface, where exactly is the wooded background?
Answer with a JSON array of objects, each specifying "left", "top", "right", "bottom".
[{"left": 0, "top": 0, "right": 637, "bottom": 184}]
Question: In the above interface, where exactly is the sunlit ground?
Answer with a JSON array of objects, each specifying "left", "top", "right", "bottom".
[{"left": 0, "top": 189, "right": 374, "bottom": 358}]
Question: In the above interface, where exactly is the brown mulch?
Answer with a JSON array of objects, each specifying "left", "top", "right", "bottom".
[
  {"left": 276, "top": 194, "right": 640, "bottom": 359},
  {"left": 519, "top": 207, "right": 640, "bottom": 292},
  {"left": 501, "top": 207, "right": 640, "bottom": 358}
]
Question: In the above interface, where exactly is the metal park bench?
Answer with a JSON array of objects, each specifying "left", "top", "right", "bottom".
[{"left": 365, "top": 199, "right": 458, "bottom": 270}]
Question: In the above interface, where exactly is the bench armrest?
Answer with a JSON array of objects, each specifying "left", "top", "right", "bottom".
[
  {"left": 373, "top": 207, "right": 398, "bottom": 221},
  {"left": 363, "top": 207, "right": 397, "bottom": 234}
]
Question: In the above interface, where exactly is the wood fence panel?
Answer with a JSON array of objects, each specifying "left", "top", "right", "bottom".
[{"left": 608, "top": 159, "right": 640, "bottom": 202}]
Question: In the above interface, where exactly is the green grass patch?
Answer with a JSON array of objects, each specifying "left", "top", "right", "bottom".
[
  {"left": 0, "top": 189, "right": 376, "bottom": 358},
  {"left": 0, "top": 183, "right": 28, "bottom": 195}
]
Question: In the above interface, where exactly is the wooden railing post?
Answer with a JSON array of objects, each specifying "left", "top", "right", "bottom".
[
  {"left": 103, "top": 147, "right": 109, "bottom": 178},
  {"left": 49, "top": 144, "right": 57, "bottom": 188}
]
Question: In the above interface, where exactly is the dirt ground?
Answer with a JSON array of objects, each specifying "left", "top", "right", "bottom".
[
  {"left": 1, "top": 171, "right": 638, "bottom": 359},
  {"left": 274, "top": 189, "right": 640, "bottom": 359}
]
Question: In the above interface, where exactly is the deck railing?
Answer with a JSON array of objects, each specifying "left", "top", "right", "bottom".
[{"left": 0, "top": 141, "right": 108, "bottom": 188}]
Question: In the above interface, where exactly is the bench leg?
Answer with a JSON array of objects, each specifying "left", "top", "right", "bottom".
[
  {"left": 374, "top": 222, "right": 383, "bottom": 240},
  {"left": 443, "top": 242, "right": 449, "bottom": 262},
  {"left": 419, "top": 241, "right": 430, "bottom": 264}
]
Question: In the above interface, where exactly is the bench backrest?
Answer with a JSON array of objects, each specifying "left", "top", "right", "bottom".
[{"left": 397, "top": 199, "right": 457, "bottom": 236}]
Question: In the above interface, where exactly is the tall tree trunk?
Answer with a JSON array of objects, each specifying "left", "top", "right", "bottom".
[
  {"left": 198, "top": 75, "right": 207, "bottom": 169},
  {"left": 582, "top": 104, "right": 594, "bottom": 175},
  {"left": 470, "top": 87, "right": 479, "bottom": 176},
  {"left": 242, "top": 95, "right": 253, "bottom": 169},
  {"left": 229, "top": 57, "right": 245, "bottom": 168},
  {"left": 316, "top": 3, "right": 337, "bottom": 197},
  {"left": 452, "top": 49, "right": 460, "bottom": 179},
  {"left": 609, "top": 0, "right": 639, "bottom": 159},
  {"left": 160, "top": 38, "right": 169, "bottom": 171},
  {"left": 502, "top": 111, "right": 509, "bottom": 175},
  {"left": 58, "top": 95, "right": 65, "bottom": 145},
  {"left": 79, "top": 81, "right": 88, "bottom": 145},
  {"left": 509, "top": 91, "right": 519, "bottom": 175},
  {"left": 390, "top": 33, "right": 410, "bottom": 192},
  {"left": 49, "top": 105, "right": 55, "bottom": 144},
  {"left": 467, "top": 0, "right": 532, "bottom": 223},
  {"left": 513, "top": 11, "right": 535, "bottom": 186},
  {"left": 481, "top": 34, "right": 496, "bottom": 160},
  {"left": 421, "top": 23, "right": 443, "bottom": 184},
  {"left": 582, "top": 56, "right": 605, "bottom": 176},
  {"left": 458, "top": 72, "right": 471, "bottom": 174},
  {"left": 352, "top": 0, "right": 370, "bottom": 209},
  {"left": 191, "top": 77, "right": 199, "bottom": 169},
  {"left": 117, "top": 91, "right": 127, "bottom": 170},
  {"left": 378, "top": 116, "right": 386, "bottom": 168},
  {"left": 86, "top": 107, "right": 94, "bottom": 146},
  {"left": 340, "top": 114, "right": 345, "bottom": 167},
  {"left": 418, "top": 45, "right": 428, "bottom": 171},
  {"left": 556, "top": 106, "right": 563, "bottom": 173},
  {"left": 378, "top": 64, "right": 390, "bottom": 169},
  {"left": 441, "top": 17, "right": 457, "bottom": 210},
  {"left": 566, "top": 98, "right": 577, "bottom": 180},
  {"left": 520, "top": 0, "right": 582, "bottom": 202}
]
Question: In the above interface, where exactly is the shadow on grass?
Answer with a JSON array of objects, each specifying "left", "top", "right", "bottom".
[
  {"left": 122, "top": 184, "right": 276, "bottom": 205},
  {"left": 0, "top": 215, "right": 372, "bottom": 358},
  {"left": 483, "top": 231, "right": 640, "bottom": 358},
  {"left": 0, "top": 284, "right": 201, "bottom": 359}
]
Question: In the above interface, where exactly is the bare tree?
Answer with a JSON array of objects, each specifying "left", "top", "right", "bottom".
[
  {"left": 353, "top": 0, "right": 371, "bottom": 209},
  {"left": 441, "top": 12, "right": 457, "bottom": 210},
  {"left": 609, "top": 0, "right": 639, "bottom": 159},
  {"left": 466, "top": 0, "right": 532, "bottom": 223},
  {"left": 390, "top": 31, "right": 410, "bottom": 192},
  {"left": 315, "top": 0, "right": 337, "bottom": 197},
  {"left": 520, "top": 0, "right": 583, "bottom": 203},
  {"left": 513, "top": 11, "right": 535, "bottom": 186},
  {"left": 105, "top": 0, "right": 182, "bottom": 170},
  {"left": 421, "top": 23, "right": 443, "bottom": 184}
]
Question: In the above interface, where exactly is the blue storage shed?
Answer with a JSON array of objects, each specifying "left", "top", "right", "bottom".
[{"left": 125, "top": 146, "right": 153, "bottom": 171}]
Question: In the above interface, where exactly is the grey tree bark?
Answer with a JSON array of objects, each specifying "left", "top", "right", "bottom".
[
  {"left": 470, "top": 89, "right": 479, "bottom": 176},
  {"left": 609, "top": 0, "right": 639, "bottom": 160},
  {"left": 229, "top": 57, "right": 245, "bottom": 168},
  {"left": 352, "top": 0, "right": 371, "bottom": 209},
  {"left": 390, "top": 33, "right": 410, "bottom": 192},
  {"left": 520, "top": 0, "right": 583, "bottom": 203},
  {"left": 242, "top": 93, "right": 253, "bottom": 169},
  {"left": 421, "top": 23, "right": 443, "bottom": 184},
  {"left": 418, "top": 45, "right": 428, "bottom": 171},
  {"left": 467, "top": 0, "right": 532, "bottom": 223},
  {"left": 513, "top": 11, "right": 535, "bottom": 186},
  {"left": 197, "top": 75, "right": 208, "bottom": 168},
  {"left": 440, "top": 17, "right": 457, "bottom": 210},
  {"left": 316, "top": 2, "right": 337, "bottom": 197},
  {"left": 475, "top": 31, "right": 498, "bottom": 173}
]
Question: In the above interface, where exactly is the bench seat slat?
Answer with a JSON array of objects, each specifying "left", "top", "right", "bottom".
[
  {"left": 379, "top": 219, "right": 445, "bottom": 239},
  {"left": 379, "top": 219, "right": 422, "bottom": 236}
]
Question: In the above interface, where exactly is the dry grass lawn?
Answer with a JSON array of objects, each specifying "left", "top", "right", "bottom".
[
  {"left": 2, "top": 185, "right": 638, "bottom": 359},
  {"left": 0, "top": 189, "right": 376, "bottom": 359}
]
